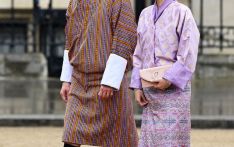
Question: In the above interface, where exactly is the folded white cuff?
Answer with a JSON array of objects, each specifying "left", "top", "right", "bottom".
[
  {"left": 60, "top": 50, "right": 73, "bottom": 82},
  {"left": 101, "top": 54, "right": 127, "bottom": 90}
]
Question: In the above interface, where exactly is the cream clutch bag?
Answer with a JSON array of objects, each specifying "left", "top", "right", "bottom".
[{"left": 139, "top": 65, "right": 172, "bottom": 88}]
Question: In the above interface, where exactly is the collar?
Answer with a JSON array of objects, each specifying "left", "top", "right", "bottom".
[{"left": 153, "top": 0, "right": 176, "bottom": 22}]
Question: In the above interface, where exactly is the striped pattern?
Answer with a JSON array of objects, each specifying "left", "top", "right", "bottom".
[
  {"left": 63, "top": 0, "right": 138, "bottom": 146},
  {"left": 65, "top": 0, "right": 137, "bottom": 88},
  {"left": 63, "top": 75, "right": 138, "bottom": 146}
]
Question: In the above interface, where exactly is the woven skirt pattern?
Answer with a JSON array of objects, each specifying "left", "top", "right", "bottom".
[
  {"left": 62, "top": 75, "right": 138, "bottom": 147},
  {"left": 139, "top": 84, "right": 191, "bottom": 147}
]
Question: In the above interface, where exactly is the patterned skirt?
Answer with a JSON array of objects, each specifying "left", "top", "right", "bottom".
[
  {"left": 139, "top": 84, "right": 191, "bottom": 147},
  {"left": 62, "top": 73, "right": 138, "bottom": 147}
]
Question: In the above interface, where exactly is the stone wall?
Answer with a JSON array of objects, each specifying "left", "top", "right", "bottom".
[
  {"left": 0, "top": 53, "right": 47, "bottom": 78},
  {"left": 0, "top": 53, "right": 50, "bottom": 115},
  {"left": 192, "top": 0, "right": 234, "bottom": 26},
  {"left": 197, "top": 55, "right": 234, "bottom": 78}
]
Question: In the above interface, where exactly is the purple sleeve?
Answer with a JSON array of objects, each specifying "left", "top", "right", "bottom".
[
  {"left": 130, "top": 67, "right": 142, "bottom": 89},
  {"left": 129, "top": 32, "right": 143, "bottom": 89},
  {"left": 164, "top": 62, "right": 193, "bottom": 90},
  {"left": 130, "top": 11, "right": 147, "bottom": 90},
  {"left": 163, "top": 10, "right": 200, "bottom": 90}
]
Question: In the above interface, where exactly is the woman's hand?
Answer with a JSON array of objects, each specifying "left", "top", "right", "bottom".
[
  {"left": 153, "top": 79, "right": 171, "bottom": 91},
  {"left": 98, "top": 85, "right": 114, "bottom": 99},
  {"left": 134, "top": 89, "right": 148, "bottom": 107},
  {"left": 60, "top": 82, "right": 71, "bottom": 103}
]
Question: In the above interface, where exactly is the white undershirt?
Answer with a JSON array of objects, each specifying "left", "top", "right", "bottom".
[{"left": 60, "top": 51, "right": 127, "bottom": 90}]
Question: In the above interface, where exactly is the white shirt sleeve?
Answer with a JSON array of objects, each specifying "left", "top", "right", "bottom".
[
  {"left": 60, "top": 50, "right": 73, "bottom": 82},
  {"left": 101, "top": 54, "right": 127, "bottom": 90}
]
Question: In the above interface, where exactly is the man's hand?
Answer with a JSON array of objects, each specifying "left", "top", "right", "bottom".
[
  {"left": 98, "top": 85, "right": 114, "bottom": 99},
  {"left": 134, "top": 89, "right": 148, "bottom": 107},
  {"left": 153, "top": 79, "right": 171, "bottom": 91},
  {"left": 60, "top": 82, "right": 71, "bottom": 103}
]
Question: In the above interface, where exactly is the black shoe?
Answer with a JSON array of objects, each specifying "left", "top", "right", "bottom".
[{"left": 64, "top": 143, "right": 76, "bottom": 147}]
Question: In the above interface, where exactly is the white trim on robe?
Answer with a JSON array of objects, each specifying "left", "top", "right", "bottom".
[
  {"left": 60, "top": 50, "right": 73, "bottom": 83},
  {"left": 101, "top": 54, "right": 127, "bottom": 90}
]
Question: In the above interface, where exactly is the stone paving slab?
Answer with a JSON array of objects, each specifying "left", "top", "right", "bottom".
[{"left": 0, "top": 127, "right": 234, "bottom": 147}]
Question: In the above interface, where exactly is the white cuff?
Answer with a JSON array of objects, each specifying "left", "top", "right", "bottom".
[
  {"left": 101, "top": 54, "right": 127, "bottom": 90},
  {"left": 60, "top": 50, "right": 73, "bottom": 82}
]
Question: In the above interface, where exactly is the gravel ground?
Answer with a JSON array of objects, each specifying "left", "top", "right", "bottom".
[{"left": 0, "top": 127, "right": 234, "bottom": 147}]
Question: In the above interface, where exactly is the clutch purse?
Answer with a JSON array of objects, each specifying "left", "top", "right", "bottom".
[{"left": 139, "top": 65, "right": 172, "bottom": 88}]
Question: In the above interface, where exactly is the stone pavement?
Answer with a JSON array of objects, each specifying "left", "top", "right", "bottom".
[{"left": 0, "top": 127, "right": 234, "bottom": 147}]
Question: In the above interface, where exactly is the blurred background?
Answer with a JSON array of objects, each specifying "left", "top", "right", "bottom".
[{"left": 0, "top": 0, "right": 234, "bottom": 130}]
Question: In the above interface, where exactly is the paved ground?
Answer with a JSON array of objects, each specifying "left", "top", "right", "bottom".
[{"left": 0, "top": 127, "right": 234, "bottom": 147}]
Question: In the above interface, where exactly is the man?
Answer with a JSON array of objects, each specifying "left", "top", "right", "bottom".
[{"left": 60, "top": 0, "right": 138, "bottom": 146}]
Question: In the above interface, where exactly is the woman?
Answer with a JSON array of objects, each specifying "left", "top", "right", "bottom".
[{"left": 130, "top": 0, "right": 200, "bottom": 146}]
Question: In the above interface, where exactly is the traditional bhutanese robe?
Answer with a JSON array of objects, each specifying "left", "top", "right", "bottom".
[
  {"left": 130, "top": 0, "right": 200, "bottom": 147},
  {"left": 60, "top": 0, "right": 138, "bottom": 146}
]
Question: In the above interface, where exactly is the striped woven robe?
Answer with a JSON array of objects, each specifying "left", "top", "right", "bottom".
[{"left": 61, "top": 0, "right": 138, "bottom": 146}]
